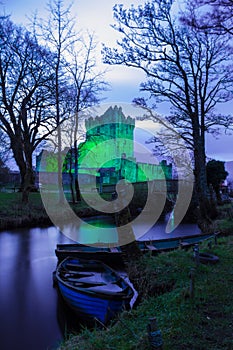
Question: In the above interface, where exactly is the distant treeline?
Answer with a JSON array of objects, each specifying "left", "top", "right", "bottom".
[{"left": 0, "top": 172, "right": 21, "bottom": 186}]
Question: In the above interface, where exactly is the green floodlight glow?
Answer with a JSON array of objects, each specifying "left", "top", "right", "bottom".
[{"left": 37, "top": 106, "right": 172, "bottom": 183}]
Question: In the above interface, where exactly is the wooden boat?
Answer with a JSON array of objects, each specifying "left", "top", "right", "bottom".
[
  {"left": 55, "top": 244, "right": 123, "bottom": 266},
  {"left": 55, "top": 232, "right": 219, "bottom": 266},
  {"left": 143, "top": 232, "right": 218, "bottom": 252},
  {"left": 55, "top": 257, "right": 134, "bottom": 325}
]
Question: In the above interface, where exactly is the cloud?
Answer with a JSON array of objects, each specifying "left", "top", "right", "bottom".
[{"left": 206, "top": 133, "right": 233, "bottom": 161}]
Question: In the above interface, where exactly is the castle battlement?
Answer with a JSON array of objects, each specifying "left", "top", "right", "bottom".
[{"left": 85, "top": 106, "right": 135, "bottom": 131}]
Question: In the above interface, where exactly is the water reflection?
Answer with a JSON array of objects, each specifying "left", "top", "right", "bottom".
[
  {"left": 63, "top": 215, "right": 118, "bottom": 245},
  {"left": 0, "top": 227, "right": 73, "bottom": 350},
  {"left": 62, "top": 215, "right": 200, "bottom": 245}
]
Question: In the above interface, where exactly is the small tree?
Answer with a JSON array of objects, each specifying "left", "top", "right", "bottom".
[{"left": 206, "top": 160, "right": 228, "bottom": 203}]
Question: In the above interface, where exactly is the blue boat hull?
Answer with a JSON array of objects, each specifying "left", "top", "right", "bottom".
[
  {"left": 58, "top": 281, "right": 128, "bottom": 324},
  {"left": 56, "top": 258, "right": 133, "bottom": 324}
]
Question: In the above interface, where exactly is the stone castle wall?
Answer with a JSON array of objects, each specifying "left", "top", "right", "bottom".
[
  {"left": 78, "top": 105, "right": 172, "bottom": 182},
  {"left": 36, "top": 105, "right": 172, "bottom": 184}
]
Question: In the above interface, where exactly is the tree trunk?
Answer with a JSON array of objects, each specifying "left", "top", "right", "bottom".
[
  {"left": 115, "top": 206, "right": 142, "bottom": 263},
  {"left": 57, "top": 125, "right": 64, "bottom": 204},
  {"left": 214, "top": 185, "right": 222, "bottom": 205},
  {"left": 113, "top": 185, "right": 142, "bottom": 263},
  {"left": 11, "top": 139, "right": 36, "bottom": 203},
  {"left": 21, "top": 166, "right": 35, "bottom": 203},
  {"left": 193, "top": 136, "right": 213, "bottom": 229},
  {"left": 74, "top": 140, "right": 81, "bottom": 202},
  {"left": 68, "top": 161, "right": 75, "bottom": 204}
]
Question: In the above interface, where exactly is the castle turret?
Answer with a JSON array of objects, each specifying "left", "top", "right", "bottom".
[{"left": 79, "top": 106, "right": 135, "bottom": 170}]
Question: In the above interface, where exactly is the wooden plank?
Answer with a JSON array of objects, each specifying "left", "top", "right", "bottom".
[
  {"left": 110, "top": 247, "right": 119, "bottom": 253},
  {"left": 146, "top": 244, "right": 158, "bottom": 251},
  {"left": 180, "top": 241, "right": 190, "bottom": 247}
]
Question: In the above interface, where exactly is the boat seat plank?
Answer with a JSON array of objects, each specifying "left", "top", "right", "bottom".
[
  {"left": 63, "top": 271, "right": 94, "bottom": 277},
  {"left": 86, "top": 283, "right": 126, "bottom": 293},
  {"left": 72, "top": 281, "right": 106, "bottom": 287},
  {"left": 110, "top": 247, "right": 119, "bottom": 253},
  {"left": 146, "top": 244, "right": 158, "bottom": 251},
  {"left": 66, "top": 263, "right": 103, "bottom": 271},
  {"left": 180, "top": 242, "right": 190, "bottom": 247}
]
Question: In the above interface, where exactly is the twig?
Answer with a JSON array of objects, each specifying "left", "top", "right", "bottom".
[{"left": 94, "top": 317, "right": 109, "bottom": 330}]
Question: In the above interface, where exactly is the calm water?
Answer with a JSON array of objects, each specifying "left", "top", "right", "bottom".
[{"left": 0, "top": 220, "right": 200, "bottom": 350}]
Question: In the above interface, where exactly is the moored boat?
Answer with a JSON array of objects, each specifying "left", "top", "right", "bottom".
[
  {"left": 55, "top": 232, "right": 218, "bottom": 265},
  {"left": 55, "top": 257, "right": 134, "bottom": 325},
  {"left": 55, "top": 244, "right": 123, "bottom": 266}
]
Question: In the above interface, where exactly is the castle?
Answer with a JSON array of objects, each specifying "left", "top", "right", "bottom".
[
  {"left": 36, "top": 106, "right": 172, "bottom": 188},
  {"left": 65, "top": 106, "right": 172, "bottom": 185}
]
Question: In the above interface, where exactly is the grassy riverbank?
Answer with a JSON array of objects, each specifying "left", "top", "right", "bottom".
[
  {"left": 58, "top": 233, "right": 233, "bottom": 350},
  {"left": 0, "top": 191, "right": 232, "bottom": 233},
  {"left": 0, "top": 192, "right": 106, "bottom": 230},
  {"left": 0, "top": 192, "right": 49, "bottom": 229}
]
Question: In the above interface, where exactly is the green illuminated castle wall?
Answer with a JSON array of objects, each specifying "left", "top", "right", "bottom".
[
  {"left": 36, "top": 106, "right": 172, "bottom": 184},
  {"left": 77, "top": 106, "right": 172, "bottom": 183},
  {"left": 78, "top": 106, "right": 135, "bottom": 173}
]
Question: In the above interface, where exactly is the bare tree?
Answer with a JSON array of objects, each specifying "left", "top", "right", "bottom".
[
  {"left": 180, "top": 0, "right": 233, "bottom": 35},
  {"left": 36, "top": 0, "right": 108, "bottom": 204},
  {"left": 0, "top": 17, "right": 57, "bottom": 202},
  {"left": 64, "top": 32, "right": 108, "bottom": 202},
  {"left": 35, "top": 0, "right": 77, "bottom": 204},
  {"left": 102, "top": 0, "right": 233, "bottom": 224}
]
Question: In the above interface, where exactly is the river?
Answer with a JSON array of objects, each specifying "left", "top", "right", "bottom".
[{"left": 0, "top": 219, "right": 200, "bottom": 350}]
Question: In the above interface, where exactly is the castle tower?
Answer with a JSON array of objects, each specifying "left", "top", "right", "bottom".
[{"left": 79, "top": 106, "right": 135, "bottom": 170}]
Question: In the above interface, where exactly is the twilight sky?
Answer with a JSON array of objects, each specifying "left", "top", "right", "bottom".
[{"left": 1, "top": 0, "right": 233, "bottom": 162}]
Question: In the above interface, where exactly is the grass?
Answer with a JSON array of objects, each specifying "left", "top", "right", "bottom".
[
  {"left": 57, "top": 234, "right": 233, "bottom": 350},
  {"left": 0, "top": 192, "right": 49, "bottom": 229},
  {"left": 0, "top": 192, "right": 42, "bottom": 214},
  {"left": 0, "top": 191, "right": 113, "bottom": 230},
  {"left": 215, "top": 202, "right": 233, "bottom": 236},
  {"left": 217, "top": 218, "right": 233, "bottom": 235}
]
